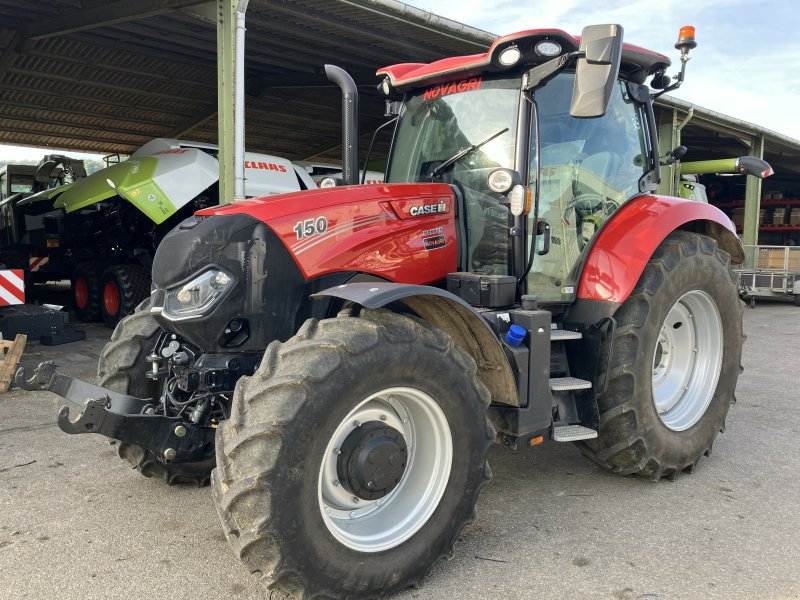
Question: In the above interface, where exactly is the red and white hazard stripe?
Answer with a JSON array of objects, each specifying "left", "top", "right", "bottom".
[
  {"left": 0, "top": 269, "right": 25, "bottom": 305},
  {"left": 28, "top": 255, "right": 49, "bottom": 272}
]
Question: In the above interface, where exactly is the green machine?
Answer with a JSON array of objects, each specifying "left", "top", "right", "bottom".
[{"left": 678, "top": 156, "right": 773, "bottom": 202}]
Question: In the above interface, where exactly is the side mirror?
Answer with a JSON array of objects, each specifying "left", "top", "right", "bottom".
[
  {"left": 570, "top": 24, "right": 624, "bottom": 118},
  {"left": 665, "top": 145, "right": 688, "bottom": 165}
]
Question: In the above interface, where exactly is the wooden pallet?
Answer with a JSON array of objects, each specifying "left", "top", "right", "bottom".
[{"left": 0, "top": 334, "right": 27, "bottom": 392}]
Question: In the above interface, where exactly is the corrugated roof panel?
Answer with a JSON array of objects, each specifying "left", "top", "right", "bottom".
[{"left": 0, "top": 0, "right": 495, "bottom": 156}]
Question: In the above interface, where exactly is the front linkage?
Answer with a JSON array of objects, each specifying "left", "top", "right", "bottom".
[{"left": 16, "top": 360, "right": 215, "bottom": 464}]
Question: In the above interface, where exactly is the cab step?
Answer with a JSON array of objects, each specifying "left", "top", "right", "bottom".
[
  {"left": 550, "top": 329, "right": 582, "bottom": 341},
  {"left": 549, "top": 377, "right": 592, "bottom": 391},
  {"left": 553, "top": 424, "right": 598, "bottom": 442}
]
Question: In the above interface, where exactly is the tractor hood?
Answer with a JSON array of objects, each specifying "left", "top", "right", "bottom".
[
  {"left": 196, "top": 182, "right": 453, "bottom": 222},
  {"left": 196, "top": 182, "right": 458, "bottom": 282}
]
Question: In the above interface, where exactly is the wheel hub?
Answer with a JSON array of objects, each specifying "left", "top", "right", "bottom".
[
  {"left": 318, "top": 387, "right": 453, "bottom": 553},
  {"left": 337, "top": 421, "right": 408, "bottom": 500}
]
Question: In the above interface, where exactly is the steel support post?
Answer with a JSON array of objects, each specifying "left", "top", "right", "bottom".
[
  {"left": 742, "top": 135, "right": 765, "bottom": 246},
  {"left": 217, "top": 0, "right": 236, "bottom": 204},
  {"left": 656, "top": 107, "right": 677, "bottom": 196}
]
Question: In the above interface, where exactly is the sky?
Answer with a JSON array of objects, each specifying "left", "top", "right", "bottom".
[
  {"left": 0, "top": 146, "right": 106, "bottom": 163},
  {"left": 1, "top": 1, "right": 798, "bottom": 161},
  {"left": 414, "top": 0, "right": 800, "bottom": 140}
]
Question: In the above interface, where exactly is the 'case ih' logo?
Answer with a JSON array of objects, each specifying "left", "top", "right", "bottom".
[
  {"left": 409, "top": 202, "right": 447, "bottom": 217},
  {"left": 423, "top": 77, "right": 482, "bottom": 101}
]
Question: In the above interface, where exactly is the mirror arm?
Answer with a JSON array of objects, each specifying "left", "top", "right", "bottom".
[{"left": 523, "top": 52, "right": 580, "bottom": 91}]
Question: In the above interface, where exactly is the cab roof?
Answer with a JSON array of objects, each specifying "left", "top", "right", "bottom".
[{"left": 377, "top": 28, "right": 671, "bottom": 91}]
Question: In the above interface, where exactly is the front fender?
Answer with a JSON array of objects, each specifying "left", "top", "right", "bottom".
[
  {"left": 313, "top": 282, "right": 518, "bottom": 406},
  {"left": 577, "top": 195, "right": 742, "bottom": 304}
]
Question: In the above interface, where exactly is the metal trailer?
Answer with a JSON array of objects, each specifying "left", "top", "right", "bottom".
[{"left": 735, "top": 245, "right": 800, "bottom": 306}]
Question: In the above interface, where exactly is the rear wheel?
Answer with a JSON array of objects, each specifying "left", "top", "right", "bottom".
[
  {"left": 100, "top": 264, "right": 150, "bottom": 327},
  {"left": 97, "top": 304, "right": 215, "bottom": 485},
  {"left": 71, "top": 262, "right": 104, "bottom": 322},
  {"left": 213, "top": 309, "right": 493, "bottom": 598},
  {"left": 579, "top": 232, "right": 744, "bottom": 480}
]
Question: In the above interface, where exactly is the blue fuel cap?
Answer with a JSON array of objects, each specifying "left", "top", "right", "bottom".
[{"left": 505, "top": 324, "right": 526, "bottom": 346}]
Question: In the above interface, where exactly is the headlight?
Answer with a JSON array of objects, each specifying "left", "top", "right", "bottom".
[{"left": 162, "top": 268, "right": 234, "bottom": 320}]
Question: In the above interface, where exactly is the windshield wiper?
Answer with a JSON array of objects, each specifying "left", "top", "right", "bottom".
[{"left": 427, "top": 127, "right": 510, "bottom": 180}]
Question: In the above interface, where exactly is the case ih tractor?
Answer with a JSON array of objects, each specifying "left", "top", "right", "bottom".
[{"left": 20, "top": 24, "right": 745, "bottom": 599}]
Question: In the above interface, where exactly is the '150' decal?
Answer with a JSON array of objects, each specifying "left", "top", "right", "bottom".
[{"left": 293, "top": 216, "right": 328, "bottom": 240}]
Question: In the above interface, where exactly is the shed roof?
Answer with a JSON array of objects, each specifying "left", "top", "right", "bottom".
[
  {"left": 0, "top": 0, "right": 493, "bottom": 160},
  {"left": 0, "top": 0, "right": 798, "bottom": 172}
]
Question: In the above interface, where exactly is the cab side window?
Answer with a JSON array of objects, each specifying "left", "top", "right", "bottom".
[{"left": 528, "top": 74, "right": 647, "bottom": 303}]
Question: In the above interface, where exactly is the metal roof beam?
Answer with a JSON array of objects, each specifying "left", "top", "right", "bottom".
[
  {"left": 258, "top": 1, "right": 448, "bottom": 61},
  {"left": 299, "top": 123, "right": 391, "bottom": 161},
  {"left": 25, "top": 48, "right": 218, "bottom": 91},
  {"left": 72, "top": 31, "right": 218, "bottom": 70},
  {"left": 0, "top": 112, "right": 160, "bottom": 138},
  {"left": 0, "top": 29, "right": 20, "bottom": 76},
  {"left": 0, "top": 124, "right": 145, "bottom": 147},
  {"left": 247, "top": 72, "right": 378, "bottom": 94},
  {"left": 0, "top": 97, "right": 172, "bottom": 128},
  {"left": 0, "top": 84, "right": 197, "bottom": 118},
  {"left": 7, "top": 66, "right": 214, "bottom": 105},
  {"left": 24, "top": 0, "right": 211, "bottom": 41},
  {"left": 117, "top": 21, "right": 316, "bottom": 73},
  {"left": 168, "top": 106, "right": 218, "bottom": 137},
  {"left": 243, "top": 15, "right": 402, "bottom": 65}
]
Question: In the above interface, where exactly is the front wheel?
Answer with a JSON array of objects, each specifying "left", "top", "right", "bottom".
[
  {"left": 579, "top": 232, "right": 744, "bottom": 480},
  {"left": 213, "top": 309, "right": 494, "bottom": 598}
]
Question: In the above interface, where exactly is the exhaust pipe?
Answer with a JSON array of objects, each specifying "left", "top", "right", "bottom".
[{"left": 325, "top": 64, "right": 359, "bottom": 185}]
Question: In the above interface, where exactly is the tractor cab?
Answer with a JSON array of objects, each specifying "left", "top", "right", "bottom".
[{"left": 380, "top": 26, "right": 673, "bottom": 304}]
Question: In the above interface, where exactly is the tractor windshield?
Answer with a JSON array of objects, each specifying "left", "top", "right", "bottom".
[
  {"left": 386, "top": 77, "right": 520, "bottom": 275},
  {"left": 527, "top": 72, "right": 648, "bottom": 303}
]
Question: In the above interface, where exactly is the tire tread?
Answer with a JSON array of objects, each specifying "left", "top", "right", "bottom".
[{"left": 213, "top": 309, "right": 493, "bottom": 599}]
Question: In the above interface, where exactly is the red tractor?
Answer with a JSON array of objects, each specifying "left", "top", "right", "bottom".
[{"left": 21, "top": 24, "right": 744, "bottom": 599}]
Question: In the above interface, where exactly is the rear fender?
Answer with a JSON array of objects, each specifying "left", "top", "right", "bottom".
[
  {"left": 577, "top": 195, "right": 743, "bottom": 306},
  {"left": 313, "top": 282, "right": 518, "bottom": 406}
]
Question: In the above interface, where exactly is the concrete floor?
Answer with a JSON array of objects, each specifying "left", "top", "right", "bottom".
[{"left": 1, "top": 302, "right": 798, "bottom": 600}]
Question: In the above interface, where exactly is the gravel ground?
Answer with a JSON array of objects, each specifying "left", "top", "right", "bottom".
[{"left": 1, "top": 302, "right": 798, "bottom": 600}]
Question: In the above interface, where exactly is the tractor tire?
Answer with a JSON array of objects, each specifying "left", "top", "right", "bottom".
[
  {"left": 579, "top": 232, "right": 744, "bottom": 481},
  {"left": 100, "top": 264, "right": 151, "bottom": 328},
  {"left": 794, "top": 294, "right": 800, "bottom": 307},
  {"left": 71, "top": 262, "right": 104, "bottom": 322},
  {"left": 213, "top": 309, "right": 494, "bottom": 599},
  {"left": 97, "top": 304, "right": 215, "bottom": 486}
]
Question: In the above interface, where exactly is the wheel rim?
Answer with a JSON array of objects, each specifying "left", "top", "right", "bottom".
[
  {"left": 103, "top": 280, "right": 120, "bottom": 316},
  {"left": 318, "top": 386, "right": 452, "bottom": 553},
  {"left": 74, "top": 277, "right": 89, "bottom": 309},
  {"left": 651, "top": 290, "right": 723, "bottom": 431}
]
